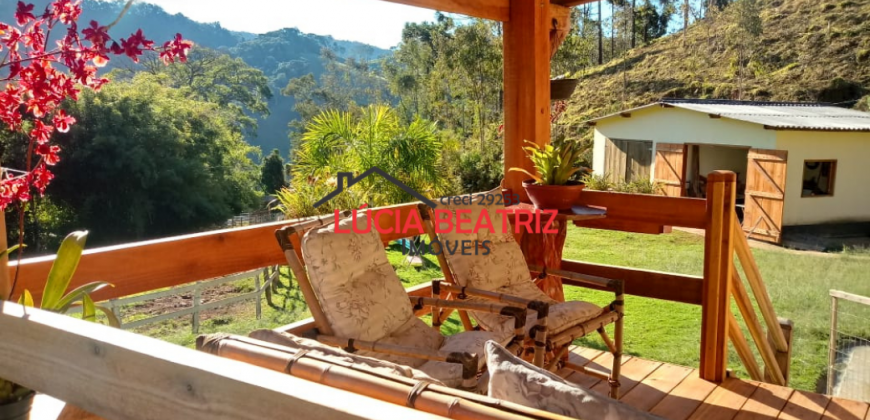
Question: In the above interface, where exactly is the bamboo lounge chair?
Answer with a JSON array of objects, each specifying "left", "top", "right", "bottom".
[
  {"left": 197, "top": 333, "right": 578, "bottom": 420},
  {"left": 274, "top": 212, "right": 528, "bottom": 389},
  {"left": 416, "top": 189, "right": 626, "bottom": 398}
]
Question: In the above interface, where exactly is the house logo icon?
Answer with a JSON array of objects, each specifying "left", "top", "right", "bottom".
[{"left": 313, "top": 166, "right": 439, "bottom": 209}]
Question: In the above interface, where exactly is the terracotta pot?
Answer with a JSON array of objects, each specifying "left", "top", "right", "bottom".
[
  {"left": 0, "top": 391, "right": 35, "bottom": 420},
  {"left": 522, "top": 180, "right": 585, "bottom": 211},
  {"left": 550, "top": 79, "right": 579, "bottom": 101}
]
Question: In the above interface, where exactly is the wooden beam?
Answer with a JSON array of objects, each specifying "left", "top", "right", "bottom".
[
  {"left": 551, "top": 0, "right": 600, "bottom": 7},
  {"left": 10, "top": 203, "right": 422, "bottom": 304},
  {"left": 0, "top": 302, "right": 442, "bottom": 420},
  {"left": 378, "top": 0, "right": 509, "bottom": 21},
  {"left": 576, "top": 190, "right": 708, "bottom": 229},
  {"left": 503, "top": 0, "right": 551, "bottom": 202},
  {"left": 573, "top": 219, "right": 672, "bottom": 235},
  {"left": 560, "top": 259, "right": 703, "bottom": 305},
  {"left": 699, "top": 171, "right": 737, "bottom": 383}
]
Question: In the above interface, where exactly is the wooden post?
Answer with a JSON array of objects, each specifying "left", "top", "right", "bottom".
[
  {"left": 255, "top": 272, "right": 262, "bottom": 320},
  {"left": 765, "top": 317, "right": 793, "bottom": 386},
  {"left": 192, "top": 282, "right": 201, "bottom": 334},
  {"left": 700, "top": 171, "right": 737, "bottom": 383},
  {"left": 503, "top": 0, "right": 551, "bottom": 202}
]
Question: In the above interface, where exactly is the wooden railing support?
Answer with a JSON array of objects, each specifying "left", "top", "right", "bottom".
[
  {"left": 765, "top": 318, "right": 794, "bottom": 385},
  {"left": 733, "top": 219, "right": 789, "bottom": 352},
  {"left": 700, "top": 171, "right": 737, "bottom": 383}
]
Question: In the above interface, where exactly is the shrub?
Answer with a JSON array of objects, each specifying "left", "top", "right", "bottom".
[{"left": 457, "top": 143, "right": 504, "bottom": 193}]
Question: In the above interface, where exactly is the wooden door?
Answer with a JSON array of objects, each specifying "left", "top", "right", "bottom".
[
  {"left": 605, "top": 139, "right": 653, "bottom": 183},
  {"left": 654, "top": 143, "right": 685, "bottom": 196},
  {"left": 743, "top": 149, "right": 788, "bottom": 244}
]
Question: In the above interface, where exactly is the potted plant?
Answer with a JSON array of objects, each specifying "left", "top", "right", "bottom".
[
  {"left": 509, "top": 140, "right": 591, "bottom": 211},
  {"left": 0, "top": 232, "right": 118, "bottom": 420}
]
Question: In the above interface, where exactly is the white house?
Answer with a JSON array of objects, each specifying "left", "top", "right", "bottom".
[{"left": 587, "top": 99, "right": 870, "bottom": 244}]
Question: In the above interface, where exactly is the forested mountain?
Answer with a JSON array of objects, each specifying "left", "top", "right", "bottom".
[
  {"left": 0, "top": 0, "right": 390, "bottom": 155},
  {"left": 560, "top": 0, "right": 870, "bottom": 127}
]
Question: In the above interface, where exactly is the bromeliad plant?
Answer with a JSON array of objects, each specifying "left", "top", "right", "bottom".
[
  {"left": 0, "top": 231, "right": 118, "bottom": 405},
  {"left": 509, "top": 140, "right": 590, "bottom": 186}
]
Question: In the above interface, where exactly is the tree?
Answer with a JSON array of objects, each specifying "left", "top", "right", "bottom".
[
  {"left": 138, "top": 47, "right": 272, "bottom": 135},
  {"left": 260, "top": 149, "right": 287, "bottom": 194},
  {"left": 283, "top": 48, "right": 392, "bottom": 134},
  {"left": 726, "top": 0, "right": 763, "bottom": 98},
  {"left": 48, "top": 74, "right": 261, "bottom": 245}
]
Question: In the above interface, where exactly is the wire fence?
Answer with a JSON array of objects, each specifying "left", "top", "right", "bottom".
[{"left": 828, "top": 290, "right": 870, "bottom": 403}]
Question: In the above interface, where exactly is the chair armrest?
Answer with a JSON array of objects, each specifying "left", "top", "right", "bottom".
[
  {"left": 433, "top": 281, "right": 536, "bottom": 306},
  {"left": 410, "top": 296, "right": 529, "bottom": 339},
  {"left": 528, "top": 265, "right": 624, "bottom": 293},
  {"left": 432, "top": 281, "right": 550, "bottom": 326},
  {"left": 316, "top": 334, "right": 478, "bottom": 382}
]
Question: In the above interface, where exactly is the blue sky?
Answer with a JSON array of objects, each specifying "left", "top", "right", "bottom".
[{"left": 141, "top": 0, "right": 438, "bottom": 49}]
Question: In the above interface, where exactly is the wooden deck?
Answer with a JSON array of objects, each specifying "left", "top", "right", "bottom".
[{"left": 561, "top": 346, "right": 870, "bottom": 420}]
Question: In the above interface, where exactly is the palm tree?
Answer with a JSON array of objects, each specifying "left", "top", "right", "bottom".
[{"left": 292, "top": 105, "right": 452, "bottom": 207}]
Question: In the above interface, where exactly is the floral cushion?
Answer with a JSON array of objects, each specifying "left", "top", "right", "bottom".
[
  {"left": 436, "top": 188, "right": 530, "bottom": 291},
  {"left": 472, "top": 280, "right": 603, "bottom": 335},
  {"left": 302, "top": 212, "right": 414, "bottom": 342},
  {"left": 485, "top": 341, "right": 664, "bottom": 420},
  {"left": 248, "top": 329, "right": 443, "bottom": 385},
  {"left": 358, "top": 316, "right": 444, "bottom": 368}
]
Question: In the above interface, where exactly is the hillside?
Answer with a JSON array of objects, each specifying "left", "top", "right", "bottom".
[
  {"left": 561, "top": 0, "right": 870, "bottom": 128},
  {"left": 1, "top": 0, "right": 388, "bottom": 156}
]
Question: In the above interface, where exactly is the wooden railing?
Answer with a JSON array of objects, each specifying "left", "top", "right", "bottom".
[
  {"left": 701, "top": 171, "right": 793, "bottom": 385},
  {"left": 7, "top": 174, "right": 791, "bottom": 387},
  {"left": 0, "top": 301, "right": 442, "bottom": 420}
]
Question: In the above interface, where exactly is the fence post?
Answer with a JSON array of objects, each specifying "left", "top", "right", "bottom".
[
  {"left": 192, "top": 282, "right": 201, "bottom": 334},
  {"left": 827, "top": 294, "right": 838, "bottom": 394},
  {"left": 109, "top": 298, "right": 122, "bottom": 328},
  {"left": 255, "top": 272, "right": 262, "bottom": 320},
  {"left": 700, "top": 171, "right": 737, "bottom": 383}
]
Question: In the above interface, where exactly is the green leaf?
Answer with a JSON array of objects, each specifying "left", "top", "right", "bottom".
[
  {"left": 508, "top": 167, "right": 543, "bottom": 184},
  {"left": 0, "top": 244, "right": 24, "bottom": 258},
  {"left": 81, "top": 295, "right": 96, "bottom": 322},
  {"left": 56, "top": 281, "right": 113, "bottom": 313},
  {"left": 95, "top": 305, "right": 122, "bottom": 328},
  {"left": 41, "top": 231, "right": 88, "bottom": 311},
  {"left": 18, "top": 290, "right": 33, "bottom": 307}
]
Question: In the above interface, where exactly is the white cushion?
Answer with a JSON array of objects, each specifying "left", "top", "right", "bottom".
[{"left": 485, "top": 341, "right": 663, "bottom": 420}]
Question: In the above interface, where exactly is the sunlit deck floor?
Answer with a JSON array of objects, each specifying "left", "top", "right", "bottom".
[{"left": 561, "top": 345, "right": 870, "bottom": 420}]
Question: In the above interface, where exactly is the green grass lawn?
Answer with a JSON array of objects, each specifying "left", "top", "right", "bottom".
[{"left": 138, "top": 230, "right": 870, "bottom": 393}]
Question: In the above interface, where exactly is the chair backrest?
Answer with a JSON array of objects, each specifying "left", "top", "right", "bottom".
[
  {"left": 425, "top": 187, "right": 531, "bottom": 292},
  {"left": 293, "top": 212, "right": 415, "bottom": 342}
]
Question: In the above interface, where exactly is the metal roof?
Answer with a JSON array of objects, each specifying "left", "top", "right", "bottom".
[{"left": 587, "top": 99, "right": 870, "bottom": 132}]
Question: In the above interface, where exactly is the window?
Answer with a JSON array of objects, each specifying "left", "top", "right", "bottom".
[{"left": 801, "top": 160, "right": 836, "bottom": 197}]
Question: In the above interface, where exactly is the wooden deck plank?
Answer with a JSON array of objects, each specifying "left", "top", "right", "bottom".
[
  {"left": 778, "top": 390, "right": 831, "bottom": 420},
  {"left": 620, "top": 364, "right": 695, "bottom": 412},
  {"left": 821, "top": 398, "right": 869, "bottom": 420},
  {"left": 591, "top": 357, "right": 663, "bottom": 397},
  {"left": 688, "top": 378, "right": 760, "bottom": 420},
  {"left": 564, "top": 351, "right": 631, "bottom": 389},
  {"left": 734, "top": 382, "right": 795, "bottom": 420},
  {"left": 649, "top": 372, "right": 720, "bottom": 420},
  {"left": 556, "top": 346, "right": 602, "bottom": 380}
]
